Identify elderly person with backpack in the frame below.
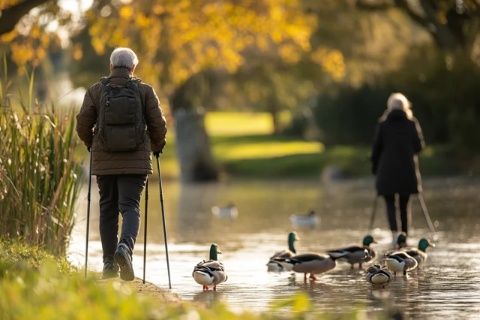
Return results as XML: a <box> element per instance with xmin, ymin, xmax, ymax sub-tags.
<box><xmin>371</xmin><ymin>93</ymin><xmax>425</xmax><ymax>246</ymax></box>
<box><xmin>76</xmin><ymin>47</ymin><xmax>167</xmax><ymax>280</ymax></box>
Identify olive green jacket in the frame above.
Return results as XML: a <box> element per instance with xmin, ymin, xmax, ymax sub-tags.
<box><xmin>76</xmin><ymin>68</ymin><xmax>167</xmax><ymax>175</ymax></box>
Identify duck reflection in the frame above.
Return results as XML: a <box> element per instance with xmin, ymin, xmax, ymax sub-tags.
<box><xmin>192</xmin><ymin>290</ymin><xmax>224</xmax><ymax>307</ymax></box>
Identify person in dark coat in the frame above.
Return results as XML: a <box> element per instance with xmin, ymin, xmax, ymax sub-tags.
<box><xmin>76</xmin><ymin>47</ymin><xmax>167</xmax><ymax>280</ymax></box>
<box><xmin>371</xmin><ymin>93</ymin><xmax>424</xmax><ymax>245</ymax></box>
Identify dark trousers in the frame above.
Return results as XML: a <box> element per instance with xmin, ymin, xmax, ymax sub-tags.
<box><xmin>96</xmin><ymin>174</ymin><xmax>147</xmax><ymax>263</ymax></box>
<box><xmin>383</xmin><ymin>194</ymin><xmax>410</xmax><ymax>234</ymax></box>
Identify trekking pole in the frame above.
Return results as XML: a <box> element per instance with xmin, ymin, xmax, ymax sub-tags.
<box><xmin>418</xmin><ymin>192</ymin><xmax>436</xmax><ymax>234</ymax></box>
<box><xmin>368</xmin><ymin>195</ymin><xmax>378</xmax><ymax>233</ymax></box>
<box><xmin>155</xmin><ymin>154</ymin><xmax>172</xmax><ymax>289</ymax></box>
<box><xmin>143</xmin><ymin>178</ymin><xmax>149</xmax><ymax>284</ymax></box>
<box><xmin>84</xmin><ymin>149</ymin><xmax>93</xmax><ymax>279</ymax></box>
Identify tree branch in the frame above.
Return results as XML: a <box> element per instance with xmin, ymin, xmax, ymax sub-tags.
<box><xmin>0</xmin><ymin>0</ymin><xmax>52</xmax><ymax>35</ymax></box>
<box><xmin>392</xmin><ymin>0</ymin><xmax>430</xmax><ymax>29</ymax></box>
<box><xmin>355</xmin><ymin>0</ymin><xmax>393</xmax><ymax>11</ymax></box>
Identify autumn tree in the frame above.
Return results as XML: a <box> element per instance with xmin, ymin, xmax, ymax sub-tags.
<box><xmin>356</xmin><ymin>0</ymin><xmax>480</xmax><ymax>63</ymax></box>
<box><xmin>80</xmin><ymin>0</ymin><xmax>316</xmax><ymax>181</ymax></box>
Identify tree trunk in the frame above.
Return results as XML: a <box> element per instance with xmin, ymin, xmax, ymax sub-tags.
<box><xmin>174</xmin><ymin>109</ymin><xmax>219</xmax><ymax>182</ymax></box>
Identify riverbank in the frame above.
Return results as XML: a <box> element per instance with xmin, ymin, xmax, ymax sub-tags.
<box><xmin>1</xmin><ymin>240</ymin><xmax>368</xmax><ymax>319</ymax></box>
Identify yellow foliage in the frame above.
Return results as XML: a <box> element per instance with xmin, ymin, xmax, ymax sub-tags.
<box><xmin>312</xmin><ymin>48</ymin><xmax>346</xmax><ymax>82</ymax></box>
<box><xmin>10</xmin><ymin>43</ymin><xmax>34</xmax><ymax>66</ymax></box>
<box><xmin>119</xmin><ymin>6</ymin><xmax>134</xmax><ymax>20</ymax></box>
<box><xmin>0</xmin><ymin>30</ymin><xmax>17</xmax><ymax>42</ymax></box>
<box><xmin>71</xmin><ymin>44</ymin><xmax>83</xmax><ymax>61</ymax></box>
<box><xmin>87</xmin><ymin>0</ymin><xmax>316</xmax><ymax>91</ymax></box>
<box><xmin>0</xmin><ymin>0</ymin><xmax>19</xmax><ymax>10</ymax></box>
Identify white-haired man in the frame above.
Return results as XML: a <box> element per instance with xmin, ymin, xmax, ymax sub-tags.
<box><xmin>76</xmin><ymin>47</ymin><xmax>167</xmax><ymax>280</ymax></box>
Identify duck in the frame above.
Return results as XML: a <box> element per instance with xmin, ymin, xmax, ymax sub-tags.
<box><xmin>385</xmin><ymin>251</ymin><xmax>418</xmax><ymax>276</ymax></box>
<box><xmin>366</xmin><ymin>264</ymin><xmax>393</xmax><ymax>287</ymax></box>
<box><xmin>273</xmin><ymin>252</ymin><xmax>346</xmax><ymax>281</ymax></box>
<box><xmin>211</xmin><ymin>202</ymin><xmax>238</xmax><ymax>219</ymax></box>
<box><xmin>192</xmin><ymin>243</ymin><xmax>228</xmax><ymax>291</ymax></box>
<box><xmin>267</xmin><ymin>232</ymin><xmax>299</xmax><ymax>272</ymax></box>
<box><xmin>289</xmin><ymin>210</ymin><xmax>320</xmax><ymax>228</ymax></box>
<box><xmin>402</xmin><ymin>238</ymin><xmax>435</xmax><ymax>266</ymax></box>
<box><xmin>327</xmin><ymin>235</ymin><xmax>377</xmax><ymax>269</ymax></box>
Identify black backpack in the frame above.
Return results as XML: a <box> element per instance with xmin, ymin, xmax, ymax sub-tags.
<box><xmin>97</xmin><ymin>77</ymin><xmax>146</xmax><ymax>152</ymax></box>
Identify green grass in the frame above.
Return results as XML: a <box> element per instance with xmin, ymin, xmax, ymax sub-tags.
<box><xmin>156</xmin><ymin>111</ymin><xmax>461</xmax><ymax>179</ymax></box>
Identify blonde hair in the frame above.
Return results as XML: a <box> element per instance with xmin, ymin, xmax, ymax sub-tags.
<box><xmin>382</xmin><ymin>92</ymin><xmax>413</xmax><ymax>120</ymax></box>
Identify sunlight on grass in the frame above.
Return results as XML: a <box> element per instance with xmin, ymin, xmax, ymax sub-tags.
<box><xmin>206</xmin><ymin>112</ymin><xmax>273</xmax><ymax>136</ymax></box>
<box><xmin>216</xmin><ymin>141</ymin><xmax>324</xmax><ymax>160</ymax></box>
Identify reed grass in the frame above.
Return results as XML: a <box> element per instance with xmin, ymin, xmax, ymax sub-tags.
<box><xmin>0</xmin><ymin>67</ymin><xmax>81</xmax><ymax>255</ymax></box>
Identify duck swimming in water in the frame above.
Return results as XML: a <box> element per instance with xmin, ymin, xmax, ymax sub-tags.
<box><xmin>289</xmin><ymin>210</ymin><xmax>320</xmax><ymax>228</ymax></box>
<box><xmin>327</xmin><ymin>235</ymin><xmax>377</xmax><ymax>269</ymax></box>
<box><xmin>273</xmin><ymin>252</ymin><xmax>347</xmax><ymax>281</ymax></box>
<box><xmin>385</xmin><ymin>251</ymin><xmax>418</xmax><ymax>276</ymax></box>
<box><xmin>267</xmin><ymin>232</ymin><xmax>299</xmax><ymax>272</ymax></box>
<box><xmin>192</xmin><ymin>244</ymin><xmax>228</xmax><ymax>291</ymax></box>
<box><xmin>402</xmin><ymin>238</ymin><xmax>434</xmax><ymax>266</ymax></box>
<box><xmin>211</xmin><ymin>202</ymin><xmax>238</xmax><ymax>219</ymax></box>
<box><xmin>366</xmin><ymin>264</ymin><xmax>393</xmax><ymax>287</ymax></box>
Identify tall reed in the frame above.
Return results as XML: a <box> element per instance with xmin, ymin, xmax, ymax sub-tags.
<box><xmin>0</xmin><ymin>69</ymin><xmax>81</xmax><ymax>256</ymax></box>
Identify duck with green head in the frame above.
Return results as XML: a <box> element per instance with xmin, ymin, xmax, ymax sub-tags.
<box><xmin>192</xmin><ymin>243</ymin><xmax>228</xmax><ymax>291</ymax></box>
<box><xmin>267</xmin><ymin>232</ymin><xmax>299</xmax><ymax>272</ymax></box>
<box><xmin>402</xmin><ymin>238</ymin><xmax>434</xmax><ymax>265</ymax></box>
<box><xmin>327</xmin><ymin>235</ymin><xmax>377</xmax><ymax>269</ymax></box>
<box><xmin>273</xmin><ymin>251</ymin><xmax>348</xmax><ymax>281</ymax></box>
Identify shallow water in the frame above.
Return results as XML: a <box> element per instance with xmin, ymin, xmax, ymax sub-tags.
<box><xmin>69</xmin><ymin>177</ymin><xmax>480</xmax><ymax>319</ymax></box>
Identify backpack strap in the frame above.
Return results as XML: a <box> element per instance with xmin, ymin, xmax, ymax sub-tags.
<box><xmin>127</xmin><ymin>78</ymin><xmax>147</xmax><ymax>122</ymax></box>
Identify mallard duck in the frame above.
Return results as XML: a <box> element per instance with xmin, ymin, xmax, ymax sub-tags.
<box><xmin>211</xmin><ymin>202</ymin><xmax>238</xmax><ymax>219</ymax></box>
<box><xmin>192</xmin><ymin>244</ymin><xmax>228</xmax><ymax>291</ymax></box>
<box><xmin>366</xmin><ymin>264</ymin><xmax>393</xmax><ymax>287</ymax></box>
<box><xmin>385</xmin><ymin>251</ymin><xmax>418</xmax><ymax>276</ymax></box>
<box><xmin>396</xmin><ymin>232</ymin><xmax>408</xmax><ymax>249</ymax></box>
<box><xmin>267</xmin><ymin>232</ymin><xmax>299</xmax><ymax>272</ymax></box>
<box><xmin>289</xmin><ymin>210</ymin><xmax>320</xmax><ymax>228</ymax></box>
<box><xmin>402</xmin><ymin>238</ymin><xmax>434</xmax><ymax>266</ymax></box>
<box><xmin>273</xmin><ymin>252</ymin><xmax>345</xmax><ymax>281</ymax></box>
<box><xmin>327</xmin><ymin>235</ymin><xmax>377</xmax><ymax>269</ymax></box>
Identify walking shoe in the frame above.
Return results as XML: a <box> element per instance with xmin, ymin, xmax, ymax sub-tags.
<box><xmin>114</xmin><ymin>243</ymin><xmax>134</xmax><ymax>281</ymax></box>
<box><xmin>102</xmin><ymin>260</ymin><xmax>119</xmax><ymax>279</ymax></box>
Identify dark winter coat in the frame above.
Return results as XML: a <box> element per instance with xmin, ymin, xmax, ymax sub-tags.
<box><xmin>76</xmin><ymin>68</ymin><xmax>167</xmax><ymax>175</ymax></box>
<box><xmin>371</xmin><ymin>109</ymin><xmax>424</xmax><ymax>195</ymax></box>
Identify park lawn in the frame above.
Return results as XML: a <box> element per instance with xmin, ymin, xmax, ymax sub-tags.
<box><xmin>205</xmin><ymin>112</ymin><xmax>373</xmax><ymax>178</ymax></box>
<box><xmin>76</xmin><ymin>111</ymin><xmax>462</xmax><ymax>179</ymax></box>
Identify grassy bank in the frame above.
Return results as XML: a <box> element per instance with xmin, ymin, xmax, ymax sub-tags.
<box><xmin>205</xmin><ymin>112</ymin><xmax>465</xmax><ymax>178</ymax></box>
<box><xmin>0</xmin><ymin>241</ymin><xmax>371</xmax><ymax>320</ymax></box>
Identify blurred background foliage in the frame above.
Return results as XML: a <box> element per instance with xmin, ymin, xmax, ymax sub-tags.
<box><xmin>1</xmin><ymin>0</ymin><xmax>480</xmax><ymax>166</ymax></box>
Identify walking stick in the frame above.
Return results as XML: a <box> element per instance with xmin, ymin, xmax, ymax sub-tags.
<box><xmin>84</xmin><ymin>150</ymin><xmax>93</xmax><ymax>279</ymax></box>
<box><xmin>418</xmin><ymin>192</ymin><xmax>436</xmax><ymax>234</ymax></box>
<box><xmin>143</xmin><ymin>178</ymin><xmax>149</xmax><ymax>284</ymax></box>
<box><xmin>155</xmin><ymin>154</ymin><xmax>172</xmax><ymax>289</ymax></box>
<box><xmin>368</xmin><ymin>195</ymin><xmax>378</xmax><ymax>233</ymax></box>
